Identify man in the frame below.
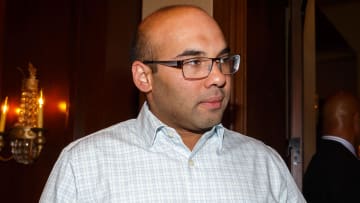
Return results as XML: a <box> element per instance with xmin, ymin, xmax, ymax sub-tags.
<box><xmin>303</xmin><ymin>91</ymin><xmax>360</xmax><ymax>202</ymax></box>
<box><xmin>40</xmin><ymin>5</ymin><xmax>305</xmax><ymax>202</ymax></box>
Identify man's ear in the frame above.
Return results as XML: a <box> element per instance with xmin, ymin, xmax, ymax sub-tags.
<box><xmin>132</xmin><ymin>61</ymin><xmax>152</xmax><ymax>93</ymax></box>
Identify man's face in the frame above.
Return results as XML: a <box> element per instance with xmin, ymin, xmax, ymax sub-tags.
<box><xmin>145</xmin><ymin>9</ymin><xmax>232</xmax><ymax>134</ymax></box>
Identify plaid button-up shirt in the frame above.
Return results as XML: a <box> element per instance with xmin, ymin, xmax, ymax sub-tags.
<box><xmin>40</xmin><ymin>103</ymin><xmax>305</xmax><ymax>203</ymax></box>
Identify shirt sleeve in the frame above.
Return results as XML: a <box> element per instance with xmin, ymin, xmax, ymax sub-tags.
<box><xmin>268</xmin><ymin>146</ymin><xmax>306</xmax><ymax>203</ymax></box>
<box><xmin>39</xmin><ymin>148</ymin><xmax>77</xmax><ymax>203</ymax></box>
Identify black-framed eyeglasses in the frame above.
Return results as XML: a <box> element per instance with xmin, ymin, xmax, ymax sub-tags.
<box><xmin>142</xmin><ymin>54</ymin><xmax>240</xmax><ymax>80</ymax></box>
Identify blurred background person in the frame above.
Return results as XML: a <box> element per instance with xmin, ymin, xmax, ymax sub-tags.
<box><xmin>303</xmin><ymin>90</ymin><xmax>360</xmax><ymax>202</ymax></box>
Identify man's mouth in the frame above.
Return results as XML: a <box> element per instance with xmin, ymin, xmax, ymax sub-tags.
<box><xmin>200</xmin><ymin>96</ymin><xmax>224</xmax><ymax>109</ymax></box>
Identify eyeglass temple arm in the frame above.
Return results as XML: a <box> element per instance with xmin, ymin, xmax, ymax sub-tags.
<box><xmin>142</xmin><ymin>60</ymin><xmax>183</xmax><ymax>69</ymax></box>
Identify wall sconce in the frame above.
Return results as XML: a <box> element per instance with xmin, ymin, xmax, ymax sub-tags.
<box><xmin>0</xmin><ymin>63</ymin><xmax>45</xmax><ymax>164</ymax></box>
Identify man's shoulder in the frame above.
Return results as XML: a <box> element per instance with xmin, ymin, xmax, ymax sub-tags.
<box><xmin>223</xmin><ymin>128</ymin><xmax>279</xmax><ymax>156</ymax></box>
<box><xmin>63</xmin><ymin>118</ymin><xmax>139</xmax><ymax>155</ymax></box>
<box><xmin>223</xmin><ymin>128</ymin><xmax>266</xmax><ymax>147</ymax></box>
<box><xmin>222</xmin><ymin>129</ymin><xmax>292</xmax><ymax>178</ymax></box>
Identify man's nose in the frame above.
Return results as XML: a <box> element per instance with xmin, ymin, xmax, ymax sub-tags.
<box><xmin>204</xmin><ymin>62</ymin><xmax>226</xmax><ymax>87</ymax></box>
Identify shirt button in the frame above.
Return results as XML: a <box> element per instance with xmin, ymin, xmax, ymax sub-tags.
<box><xmin>188</xmin><ymin>159</ymin><xmax>195</xmax><ymax>167</ymax></box>
<box><xmin>168</xmin><ymin>132</ymin><xmax>175</xmax><ymax>138</ymax></box>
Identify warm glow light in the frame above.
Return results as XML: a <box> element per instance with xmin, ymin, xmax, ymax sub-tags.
<box><xmin>15</xmin><ymin>107</ymin><xmax>21</xmax><ymax>115</ymax></box>
<box><xmin>37</xmin><ymin>90</ymin><xmax>44</xmax><ymax>128</ymax></box>
<box><xmin>58</xmin><ymin>101</ymin><xmax>67</xmax><ymax>113</ymax></box>
<box><xmin>0</xmin><ymin>97</ymin><xmax>8</xmax><ymax>132</ymax></box>
<box><xmin>1</xmin><ymin>101</ymin><xmax>8</xmax><ymax>113</ymax></box>
<box><xmin>38</xmin><ymin>91</ymin><xmax>44</xmax><ymax>107</ymax></box>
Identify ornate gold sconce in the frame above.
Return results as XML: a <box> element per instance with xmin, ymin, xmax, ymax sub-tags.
<box><xmin>0</xmin><ymin>63</ymin><xmax>45</xmax><ymax>164</ymax></box>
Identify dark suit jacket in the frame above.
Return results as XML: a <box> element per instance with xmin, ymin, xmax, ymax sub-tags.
<box><xmin>303</xmin><ymin>139</ymin><xmax>360</xmax><ymax>203</ymax></box>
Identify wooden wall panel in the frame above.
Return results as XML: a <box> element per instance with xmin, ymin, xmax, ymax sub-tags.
<box><xmin>214</xmin><ymin>0</ymin><xmax>247</xmax><ymax>133</ymax></box>
<box><xmin>0</xmin><ymin>0</ymin><xmax>4</xmax><ymax>89</ymax></box>
<box><xmin>246</xmin><ymin>1</ymin><xmax>288</xmax><ymax>158</ymax></box>
<box><xmin>215</xmin><ymin>0</ymin><xmax>288</xmax><ymax>159</ymax></box>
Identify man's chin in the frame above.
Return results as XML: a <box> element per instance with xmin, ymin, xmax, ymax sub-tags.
<box><xmin>199</xmin><ymin>117</ymin><xmax>222</xmax><ymax>129</ymax></box>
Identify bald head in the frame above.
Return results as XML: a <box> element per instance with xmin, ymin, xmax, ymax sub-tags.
<box><xmin>131</xmin><ymin>5</ymin><xmax>225</xmax><ymax>62</ymax></box>
<box><xmin>322</xmin><ymin>91</ymin><xmax>360</xmax><ymax>145</ymax></box>
<box><xmin>140</xmin><ymin>5</ymin><xmax>211</xmax><ymax>31</ymax></box>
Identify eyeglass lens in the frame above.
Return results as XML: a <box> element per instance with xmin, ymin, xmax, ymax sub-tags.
<box><xmin>182</xmin><ymin>55</ymin><xmax>239</xmax><ymax>79</ymax></box>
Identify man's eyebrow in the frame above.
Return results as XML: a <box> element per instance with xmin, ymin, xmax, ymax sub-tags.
<box><xmin>176</xmin><ymin>50</ymin><xmax>205</xmax><ymax>57</ymax></box>
<box><xmin>176</xmin><ymin>47</ymin><xmax>231</xmax><ymax>58</ymax></box>
<box><xmin>219</xmin><ymin>47</ymin><xmax>231</xmax><ymax>55</ymax></box>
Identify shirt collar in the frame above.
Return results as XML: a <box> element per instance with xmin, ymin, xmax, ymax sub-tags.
<box><xmin>136</xmin><ymin>102</ymin><xmax>225</xmax><ymax>149</ymax></box>
<box><xmin>322</xmin><ymin>135</ymin><xmax>357</xmax><ymax>157</ymax></box>
<box><xmin>137</xmin><ymin>102</ymin><xmax>165</xmax><ymax>147</ymax></box>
